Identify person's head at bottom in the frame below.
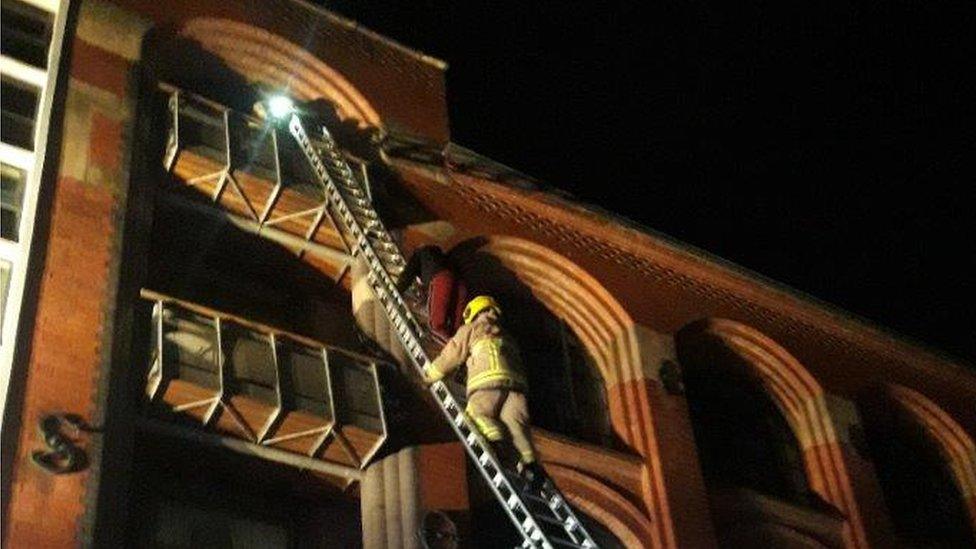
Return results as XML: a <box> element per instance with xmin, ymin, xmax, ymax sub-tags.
<box><xmin>420</xmin><ymin>511</ymin><xmax>459</xmax><ymax>549</ymax></box>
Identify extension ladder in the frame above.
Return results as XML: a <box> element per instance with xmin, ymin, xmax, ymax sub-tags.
<box><xmin>286</xmin><ymin>113</ymin><xmax>599</xmax><ymax>549</ymax></box>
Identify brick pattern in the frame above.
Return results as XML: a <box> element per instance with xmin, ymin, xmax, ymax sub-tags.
<box><xmin>393</xmin><ymin>163</ymin><xmax>976</xmax><ymax>427</ymax></box>
<box><xmin>619</xmin><ymin>377</ymin><xmax>717</xmax><ymax>548</ymax></box>
<box><xmin>120</xmin><ymin>0</ymin><xmax>449</xmax><ymax>139</ymax></box>
<box><xmin>545</xmin><ymin>463</ymin><xmax>655</xmax><ymax>548</ymax></box>
<box><xmin>5</xmin><ymin>178</ymin><xmax>116</xmax><ymax>547</ymax></box>
<box><xmin>4</xmin><ymin>25</ymin><xmax>134</xmax><ymax>548</ymax></box>
<box><xmin>4</xmin><ymin>2</ymin><xmax>972</xmax><ymax>548</ymax></box>
<box><xmin>70</xmin><ymin>39</ymin><xmax>130</xmax><ymax>98</ymax></box>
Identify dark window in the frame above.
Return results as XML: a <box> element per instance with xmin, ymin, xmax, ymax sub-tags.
<box><xmin>454</xmin><ymin>250</ymin><xmax>616</xmax><ymax>448</ymax></box>
<box><xmin>277</xmin><ymin>340</ymin><xmax>332</xmax><ymax>418</ymax></box>
<box><xmin>508</xmin><ymin>295</ymin><xmax>613</xmax><ymax>447</ymax></box>
<box><xmin>129</xmin><ymin>434</ymin><xmax>363</xmax><ymax>548</ymax></box>
<box><xmin>222</xmin><ymin>322</ymin><xmax>278</xmax><ymax>404</ymax></box>
<box><xmin>863</xmin><ymin>401</ymin><xmax>976</xmax><ymax>548</ymax></box>
<box><xmin>160</xmin><ymin>307</ymin><xmax>221</xmax><ymax>391</ymax></box>
<box><xmin>330</xmin><ymin>352</ymin><xmax>382</xmax><ymax>432</ymax></box>
<box><xmin>1</xmin><ymin>0</ymin><xmax>53</xmax><ymax>69</ymax></box>
<box><xmin>1</xmin><ymin>77</ymin><xmax>39</xmax><ymax>150</ymax></box>
<box><xmin>550</xmin><ymin>321</ymin><xmax>612</xmax><ymax>446</ymax></box>
<box><xmin>679</xmin><ymin>338</ymin><xmax>811</xmax><ymax>504</ymax></box>
<box><xmin>1</xmin><ymin>163</ymin><xmax>26</xmax><ymax>241</ymax></box>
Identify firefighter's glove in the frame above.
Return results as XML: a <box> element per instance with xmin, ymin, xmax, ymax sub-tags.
<box><xmin>422</xmin><ymin>362</ymin><xmax>445</xmax><ymax>385</ymax></box>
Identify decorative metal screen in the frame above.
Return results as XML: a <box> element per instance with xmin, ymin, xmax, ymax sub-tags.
<box><xmin>144</xmin><ymin>289</ymin><xmax>386</xmax><ymax>470</ymax></box>
<box><xmin>159</xmin><ymin>82</ymin><xmax>369</xmax><ymax>257</ymax></box>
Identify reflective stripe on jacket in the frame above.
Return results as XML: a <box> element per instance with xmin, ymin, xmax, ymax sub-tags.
<box><xmin>428</xmin><ymin>310</ymin><xmax>527</xmax><ymax>395</ymax></box>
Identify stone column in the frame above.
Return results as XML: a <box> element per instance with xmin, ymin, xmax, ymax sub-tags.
<box><xmin>822</xmin><ymin>394</ymin><xmax>898</xmax><ymax>547</ymax></box>
<box><xmin>351</xmin><ymin>258</ymin><xmax>408</xmax><ymax>367</ymax></box>
<box><xmin>603</xmin><ymin>324</ymin><xmax>718</xmax><ymax>548</ymax></box>
<box><xmin>362</xmin><ymin>447</ymin><xmax>422</xmax><ymax>549</ymax></box>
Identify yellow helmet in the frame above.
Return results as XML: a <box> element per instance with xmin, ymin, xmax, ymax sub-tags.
<box><xmin>463</xmin><ymin>295</ymin><xmax>501</xmax><ymax>324</ymax></box>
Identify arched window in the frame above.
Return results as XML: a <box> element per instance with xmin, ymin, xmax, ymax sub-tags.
<box><xmin>677</xmin><ymin>330</ymin><xmax>810</xmax><ymax>503</ymax></box>
<box><xmin>861</xmin><ymin>390</ymin><xmax>976</xmax><ymax>547</ymax></box>
<box><xmin>675</xmin><ymin>320</ymin><xmax>862</xmax><ymax>547</ymax></box>
<box><xmin>453</xmin><ymin>242</ymin><xmax>614</xmax><ymax>447</ymax></box>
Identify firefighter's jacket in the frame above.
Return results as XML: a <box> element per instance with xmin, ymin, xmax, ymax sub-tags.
<box><xmin>427</xmin><ymin>310</ymin><xmax>528</xmax><ymax>395</ymax></box>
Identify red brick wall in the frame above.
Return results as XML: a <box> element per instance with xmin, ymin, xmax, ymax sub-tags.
<box><xmin>418</xmin><ymin>442</ymin><xmax>468</xmax><ymax>511</ymax></box>
<box><xmin>5</xmin><ymin>178</ymin><xmax>116</xmax><ymax>546</ymax></box>
<box><xmin>3</xmin><ymin>3</ymin><xmax>146</xmax><ymax>543</ymax></box>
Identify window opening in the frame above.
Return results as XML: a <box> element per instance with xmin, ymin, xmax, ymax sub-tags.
<box><xmin>1</xmin><ymin>162</ymin><xmax>26</xmax><ymax>241</ymax></box>
<box><xmin>0</xmin><ymin>76</ymin><xmax>39</xmax><ymax>150</ymax></box>
<box><xmin>0</xmin><ymin>0</ymin><xmax>53</xmax><ymax>69</ymax></box>
<box><xmin>863</xmin><ymin>403</ymin><xmax>976</xmax><ymax>547</ymax></box>
<box><xmin>680</xmin><ymin>341</ymin><xmax>811</xmax><ymax>504</ymax></box>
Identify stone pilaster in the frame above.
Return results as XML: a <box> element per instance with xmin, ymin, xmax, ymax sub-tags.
<box><xmin>602</xmin><ymin>324</ymin><xmax>717</xmax><ymax>548</ymax></box>
<box><xmin>362</xmin><ymin>446</ymin><xmax>422</xmax><ymax>549</ymax></box>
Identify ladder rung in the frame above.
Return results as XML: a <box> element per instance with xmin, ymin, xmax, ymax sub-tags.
<box><xmin>523</xmin><ymin>492</ymin><xmax>552</xmax><ymax>506</ymax></box>
<box><xmin>492</xmin><ymin>472</ymin><xmax>507</xmax><ymax>487</ymax></box>
<box><xmin>371</xmin><ymin>241</ymin><xmax>398</xmax><ymax>254</ymax></box>
<box><xmin>368</xmin><ymin>231</ymin><xmax>393</xmax><ymax>243</ymax></box>
<box><xmin>507</xmin><ymin>493</ymin><xmax>521</xmax><ymax>509</ymax></box>
<box><xmin>288</xmin><ymin>113</ymin><xmax>599</xmax><ymax>549</ymax></box>
<box><xmin>549</xmin><ymin>536</ymin><xmax>586</xmax><ymax>549</ymax></box>
<box><xmin>535</xmin><ymin>514</ymin><xmax>567</xmax><ymax>528</ymax></box>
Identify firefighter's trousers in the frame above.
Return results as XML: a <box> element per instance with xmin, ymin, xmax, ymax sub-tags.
<box><xmin>466</xmin><ymin>389</ymin><xmax>536</xmax><ymax>464</ymax></box>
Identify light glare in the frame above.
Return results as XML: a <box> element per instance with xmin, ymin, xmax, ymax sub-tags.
<box><xmin>267</xmin><ymin>95</ymin><xmax>295</xmax><ymax>119</ymax></box>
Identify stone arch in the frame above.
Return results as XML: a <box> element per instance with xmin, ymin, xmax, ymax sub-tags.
<box><xmin>451</xmin><ymin>236</ymin><xmax>670</xmax><ymax>546</ymax></box>
<box><xmin>884</xmin><ymin>384</ymin><xmax>976</xmax><ymax>529</ymax></box>
<box><xmin>450</xmin><ymin>236</ymin><xmax>640</xmax><ymax>416</ymax></box>
<box><xmin>451</xmin><ymin>236</ymin><xmax>638</xmax><ymax>385</ymax></box>
<box><xmin>676</xmin><ymin>318</ymin><xmax>869</xmax><ymax>548</ymax></box>
<box><xmin>546</xmin><ymin>464</ymin><xmax>655</xmax><ymax>548</ymax></box>
<box><xmin>176</xmin><ymin>18</ymin><xmax>380</xmax><ymax>127</ymax></box>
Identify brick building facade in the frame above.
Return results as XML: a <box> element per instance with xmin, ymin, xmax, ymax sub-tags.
<box><xmin>1</xmin><ymin>0</ymin><xmax>974</xmax><ymax>547</ymax></box>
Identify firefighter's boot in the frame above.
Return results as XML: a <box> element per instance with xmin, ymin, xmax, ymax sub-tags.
<box><xmin>518</xmin><ymin>461</ymin><xmax>546</xmax><ymax>492</ymax></box>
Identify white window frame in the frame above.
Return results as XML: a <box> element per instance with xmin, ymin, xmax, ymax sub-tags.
<box><xmin>0</xmin><ymin>0</ymin><xmax>70</xmax><ymax>433</ymax></box>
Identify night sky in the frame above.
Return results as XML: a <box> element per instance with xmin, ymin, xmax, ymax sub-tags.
<box><xmin>328</xmin><ymin>2</ymin><xmax>976</xmax><ymax>364</ymax></box>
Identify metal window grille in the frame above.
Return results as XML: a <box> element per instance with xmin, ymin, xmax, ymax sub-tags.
<box><xmin>160</xmin><ymin>83</ymin><xmax>370</xmax><ymax>260</ymax></box>
<box><xmin>143</xmin><ymin>290</ymin><xmax>387</xmax><ymax>470</ymax></box>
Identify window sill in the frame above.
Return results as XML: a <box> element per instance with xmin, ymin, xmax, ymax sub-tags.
<box><xmin>709</xmin><ymin>486</ymin><xmax>846</xmax><ymax>548</ymax></box>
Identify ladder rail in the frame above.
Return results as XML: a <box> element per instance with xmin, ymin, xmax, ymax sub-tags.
<box><xmin>286</xmin><ymin>113</ymin><xmax>598</xmax><ymax>549</ymax></box>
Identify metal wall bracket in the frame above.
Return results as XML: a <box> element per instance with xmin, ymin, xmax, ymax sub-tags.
<box><xmin>30</xmin><ymin>413</ymin><xmax>95</xmax><ymax>475</ymax></box>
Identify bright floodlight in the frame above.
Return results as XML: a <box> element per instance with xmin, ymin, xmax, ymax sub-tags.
<box><xmin>267</xmin><ymin>95</ymin><xmax>295</xmax><ymax>119</ymax></box>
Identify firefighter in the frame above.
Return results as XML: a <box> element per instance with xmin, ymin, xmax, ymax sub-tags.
<box><xmin>396</xmin><ymin>245</ymin><xmax>468</xmax><ymax>341</ymax></box>
<box><xmin>422</xmin><ymin>295</ymin><xmax>546</xmax><ymax>489</ymax></box>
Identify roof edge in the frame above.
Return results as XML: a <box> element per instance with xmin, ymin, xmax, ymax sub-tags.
<box><xmin>385</xmin><ymin>145</ymin><xmax>975</xmax><ymax>375</ymax></box>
